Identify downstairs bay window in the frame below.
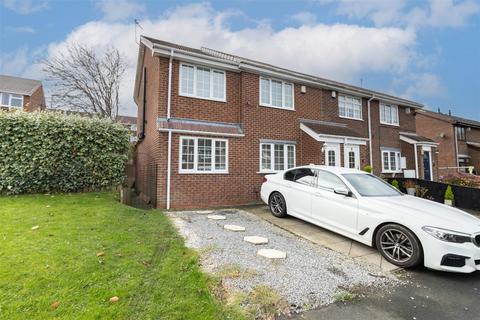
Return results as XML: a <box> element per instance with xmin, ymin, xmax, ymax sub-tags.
<box><xmin>381</xmin><ymin>149</ymin><xmax>401</xmax><ymax>173</ymax></box>
<box><xmin>260</xmin><ymin>142</ymin><xmax>295</xmax><ymax>172</ymax></box>
<box><xmin>179</xmin><ymin>137</ymin><xmax>228</xmax><ymax>173</ymax></box>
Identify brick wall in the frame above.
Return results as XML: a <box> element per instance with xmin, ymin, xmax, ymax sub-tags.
<box><xmin>23</xmin><ymin>86</ymin><xmax>46</xmax><ymax>111</ymax></box>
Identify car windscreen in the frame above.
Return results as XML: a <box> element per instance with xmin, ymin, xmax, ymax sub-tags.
<box><xmin>342</xmin><ymin>174</ymin><xmax>402</xmax><ymax>197</ymax></box>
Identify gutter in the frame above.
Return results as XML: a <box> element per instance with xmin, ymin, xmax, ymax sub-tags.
<box><xmin>367</xmin><ymin>96</ymin><xmax>375</xmax><ymax>168</ymax></box>
<box><xmin>414</xmin><ymin>143</ymin><xmax>419</xmax><ymax>178</ymax></box>
<box><xmin>166</xmin><ymin>49</ymin><xmax>174</xmax><ymax>210</ymax></box>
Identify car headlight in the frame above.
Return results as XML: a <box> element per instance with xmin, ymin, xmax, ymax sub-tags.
<box><xmin>422</xmin><ymin>226</ymin><xmax>472</xmax><ymax>243</ymax></box>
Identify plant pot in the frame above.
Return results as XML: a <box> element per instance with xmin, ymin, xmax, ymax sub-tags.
<box><xmin>406</xmin><ymin>188</ymin><xmax>416</xmax><ymax>196</ymax></box>
<box><xmin>444</xmin><ymin>199</ymin><xmax>453</xmax><ymax>206</ymax></box>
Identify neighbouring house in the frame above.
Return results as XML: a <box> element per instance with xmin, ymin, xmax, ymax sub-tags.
<box><xmin>133</xmin><ymin>36</ymin><xmax>438</xmax><ymax>209</ymax></box>
<box><xmin>416</xmin><ymin>109</ymin><xmax>480</xmax><ymax>175</ymax></box>
<box><xmin>0</xmin><ymin>75</ymin><xmax>46</xmax><ymax>111</ymax></box>
<box><xmin>116</xmin><ymin>115</ymin><xmax>138</xmax><ymax>142</ymax></box>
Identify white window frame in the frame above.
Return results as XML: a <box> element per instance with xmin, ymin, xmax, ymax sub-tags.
<box><xmin>259</xmin><ymin>142</ymin><xmax>296</xmax><ymax>173</ymax></box>
<box><xmin>179</xmin><ymin>63</ymin><xmax>226</xmax><ymax>102</ymax></box>
<box><xmin>338</xmin><ymin>94</ymin><xmax>363</xmax><ymax>120</ymax></box>
<box><xmin>380</xmin><ymin>102</ymin><xmax>399</xmax><ymax>126</ymax></box>
<box><xmin>381</xmin><ymin>150</ymin><xmax>402</xmax><ymax>173</ymax></box>
<box><xmin>259</xmin><ymin>77</ymin><xmax>295</xmax><ymax>110</ymax></box>
<box><xmin>179</xmin><ymin>136</ymin><xmax>228</xmax><ymax>174</ymax></box>
<box><xmin>0</xmin><ymin>92</ymin><xmax>23</xmax><ymax>108</ymax></box>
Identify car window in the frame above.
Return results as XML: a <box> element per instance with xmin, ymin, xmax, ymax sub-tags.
<box><xmin>284</xmin><ymin>168</ymin><xmax>315</xmax><ymax>186</ymax></box>
<box><xmin>315</xmin><ymin>170</ymin><xmax>346</xmax><ymax>190</ymax></box>
<box><xmin>342</xmin><ymin>173</ymin><xmax>402</xmax><ymax>197</ymax></box>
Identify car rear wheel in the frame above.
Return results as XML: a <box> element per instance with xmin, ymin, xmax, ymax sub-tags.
<box><xmin>268</xmin><ymin>192</ymin><xmax>287</xmax><ymax>218</ymax></box>
<box><xmin>375</xmin><ymin>224</ymin><xmax>422</xmax><ymax>268</ymax></box>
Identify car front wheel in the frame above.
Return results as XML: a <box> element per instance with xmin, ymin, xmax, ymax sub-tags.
<box><xmin>268</xmin><ymin>192</ymin><xmax>288</xmax><ymax>218</ymax></box>
<box><xmin>375</xmin><ymin>224</ymin><xmax>423</xmax><ymax>268</ymax></box>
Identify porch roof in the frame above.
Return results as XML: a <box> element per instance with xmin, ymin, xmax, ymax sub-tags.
<box><xmin>399</xmin><ymin>132</ymin><xmax>438</xmax><ymax>146</ymax></box>
<box><xmin>157</xmin><ymin>117</ymin><xmax>244</xmax><ymax>137</ymax></box>
<box><xmin>467</xmin><ymin>141</ymin><xmax>480</xmax><ymax>149</ymax></box>
<box><xmin>300</xmin><ymin>119</ymin><xmax>368</xmax><ymax>145</ymax></box>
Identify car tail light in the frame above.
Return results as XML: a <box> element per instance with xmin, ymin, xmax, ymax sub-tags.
<box><xmin>261</xmin><ymin>176</ymin><xmax>267</xmax><ymax>183</ymax></box>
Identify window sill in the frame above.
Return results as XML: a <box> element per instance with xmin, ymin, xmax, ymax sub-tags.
<box><xmin>380</xmin><ymin>122</ymin><xmax>400</xmax><ymax>127</ymax></box>
<box><xmin>259</xmin><ymin>104</ymin><xmax>295</xmax><ymax>111</ymax></box>
<box><xmin>179</xmin><ymin>171</ymin><xmax>229</xmax><ymax>175</ymax></box>
<box><xmin>339</xmin><ymin>115</ymin><xmax>363</xmax><ymax>121</ymax></box>
<box><xmin>178</xmin><ymin>93</ymin><xmax>226</xmax><ymax>103</ymax></box>
<box><xmin>381</xmin><ymin>171</ymin><xmax>402</xmax><ymax>174</ymax></box>
<box><xmin>257</xmin><ymin>170</ymin><xmax>282</xmax><ymax>174</ymax></box>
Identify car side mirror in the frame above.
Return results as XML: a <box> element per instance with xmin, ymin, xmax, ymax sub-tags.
<box><xmin>334</xmin><ymin>187</ymin><xmax>351</xmax><ymax>197</ymax></box>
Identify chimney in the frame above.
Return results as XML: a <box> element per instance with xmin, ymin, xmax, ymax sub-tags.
<box><xmin>437</xmin><ymin>108</ymin><xmax>440</xmax><ymax>113</ymax></box>
<box><xmin>448</xmin><ymin>110</ymin><xmax>451</xmax><ymax>116</ymax></box>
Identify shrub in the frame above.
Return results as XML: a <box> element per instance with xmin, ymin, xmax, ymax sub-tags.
<box><xmin>403</xmin><ymin>180</ymin><xmax>416</xmax><ymax>189</ymax></box>
<box><xmin>439</xmin><ymin>172</ymin><xmax>480</xmax><ymax>188</ymax></box>
<box><xmin>0</xmin><ymin>111</ymin><xmax>129</xmax><ymax>194</ymax></box>
<box><xmin>362</xmin><ymin>165</ymin><xmax>372</xmax><ymax>173</ymax></box>
<box><xmin>391</xmin><ymin>179</ymin><xmax>400</xmax><ymax>190</ymax></box>
<box><xmin>444</xmin><ymin>185</ymin><xmax>454</xmax><ymax>201</ymax></box>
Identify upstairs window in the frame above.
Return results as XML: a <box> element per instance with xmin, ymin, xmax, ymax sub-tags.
<box><xmin>179</xmin><ymin>63</ymin><xmax>225</xmax><ymax>101</ymax></box>
<box><xmin>0</xmin><ymin>92</ymin><xmax>23</xmax><ymax>108</ymax></box>
<box><xmin>380</xmin><ymin>103</ymin><xmax>399</xmax><ymax>125</ymax></box>
<box><xmin>260</xmin><ymin>77</ymin><xmax>294</xmax><ymax>110</ymax></box>
<box><xmin>456</xmin><ymin>127</ymin><xmax>466</xmax><ymax>141</ymax></box>
<box><xmin>260</xmin><ymin>142</ymin><xmax>295</xmax><ymax>172</ymax></box>
<box><xmin>339</xmin><ymin>95</ymin><xmax>362</xmax><ymax>120</ymax></box>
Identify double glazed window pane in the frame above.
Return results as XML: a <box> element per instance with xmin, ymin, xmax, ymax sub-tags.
<box><xmin>197</xmin><ymin>139</ymin><xmax>212</xmax><ymax>171</ymax></box>
<box><xmin>215</xmin><ymin>140</ymin><xmax>226</xmax><ymax>170</ymax></box>
<box><xmin>261</xmin><ymin>144</ymin><xmax>272</xmax><ymax>170</ymax></box>
<box><xmin>180</xmin><ymin>65</ymin><xmax>194</xmax><ymax>95</ymax></box>
<box><xmin>260</xmin><ymin>78</ymin><xmax>270</xmax><ymax>105</ymax></box>
<box><xmin>10</xmin><ymin>95</ymin><xmax>22</xmax><ymax>107</ymax></box>
<box><xmin>287</xmin><ymin>145</ymin><xmax>295</xmax><ymax>169</ymax></box>
<box><xmin>284</xmin><ymin>83</ymin><xmax>293</xmax><ymax>108</ymax></box>
<box><xmin>212</xmin><ymin>71</ymin><xmax>225</xmax><ymax>100</ymax></box>
<box><xmin>339</xmin><ymin>95</ymin><xmax>361</xmax><ymax>119</ymax></box>
<box><xmin>274</xmin><ymin>144</ymin><xmax>284</xmax><ymax>170</ymax></box>
<box><xmin>261</xmin><ymin>143</ymin><xmax>295</xmax><ymax>171</ymax></box>
<box><xmin>181</xmin><ymin>139</ymin><xmax>195</xmax><ymax>170</ymax></box>
<box><xmin>271</xmin><ymin>80</ymin><xmax>283</xmax><ymax>107</ymax></box>
<box><xmin>196</xmin><ymin>67</ymin><xmax>211</xmax><ymax>98</ymax></box>
<box><xmin>1</xmin><ymin>93</ymin><xmax>9</xmax><ymax>106</ymax></box>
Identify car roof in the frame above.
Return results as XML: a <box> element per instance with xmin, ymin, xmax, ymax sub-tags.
<box><xmin>292</xmin><ymin>165</ymin><xmax>368</xmax><ymax>175</ymax></box>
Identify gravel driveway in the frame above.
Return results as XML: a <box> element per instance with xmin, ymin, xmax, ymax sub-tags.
<box><xmin>167</xmin><ymin>208</ymin><xmax>395</xmax><ymax>312</ymax></box>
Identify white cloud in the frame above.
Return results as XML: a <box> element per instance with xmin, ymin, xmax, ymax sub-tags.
<box><xmin>2</xmin><ymin>0</ymin><xmax>48</xmax><ymax>14</ymax></box>
<box><xmin>330</xmin><ymin>0</ymin><xmax>480</xmax><ymax>28</ymax></box>
<box><xmin>17</xmin><ymin>3</ymin><xmax>420</xmax><ymax>115</ymax></box>
<box><xmin>292</xmin><ymin>11</ymin><xmax>317</xmax><ymax>25</ymax></box>
<box><xmin>0</xmin><ymin>47</ymin><xmax>29</xmax><ymax>75</ymax></box>
<box><xmin>96</xmin><ymin>0</ymin><xmax>144</xmax><ymax>21</ymax></box>
<box><xmin>396</xmin><ymin>73</ymin><xmax>445</xmax><ymax>99</ymax></box>
<box><xmin>7</xmin><ymin>26</ymin><xmax>35</xmax><ymax>33</ymax></box>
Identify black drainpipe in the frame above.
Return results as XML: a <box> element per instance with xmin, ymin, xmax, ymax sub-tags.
<box><xmin>139</xmin><ymin>67</ymin><xmax>147</xmax><ymax>140</ymax></box>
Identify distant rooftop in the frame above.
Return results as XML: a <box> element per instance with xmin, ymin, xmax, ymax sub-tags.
<box><xmin>0</xmin><ymin>75</ymin><xmax>42</xmax><ymax>96</ymax></box>
<box><xmin>419</xmin><ymin>109</ymin><xmax>480</xmax><ymax>128</ymax></box>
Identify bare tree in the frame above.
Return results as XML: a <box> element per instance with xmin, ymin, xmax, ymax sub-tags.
<box><xmin>43</xmin><ymin>44</ymin><xmax>126</xmax><ymax>119</ymax></box>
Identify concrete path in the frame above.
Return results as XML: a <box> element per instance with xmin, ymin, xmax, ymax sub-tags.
<box><xmin>245</xmin><ymin>205</ymin><xmax>398</xmax><ymax>272</ymax></box>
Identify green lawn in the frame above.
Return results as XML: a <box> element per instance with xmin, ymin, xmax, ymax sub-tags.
<box><xmin>0</xmin><ymin>192</ymin><xmax>238</xmax><ymax>319</ymax></box>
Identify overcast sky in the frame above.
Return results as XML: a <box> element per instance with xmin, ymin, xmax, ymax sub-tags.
<box><xmin>1</xmin><ymin>0</ymin><xmax>479</xmax><ymax>119</ymax></box>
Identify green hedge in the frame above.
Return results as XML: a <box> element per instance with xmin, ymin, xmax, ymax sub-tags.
<box><xmin>0</xmin><ymin>111</ymin><xmax>130</xmax><ymax>194</ymax></box>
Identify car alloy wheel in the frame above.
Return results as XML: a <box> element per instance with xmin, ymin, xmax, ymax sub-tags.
<box><xmin>376</xmin><ymin>224</ymin><xmax>422</xmax><ymax>268</ymax></box>
<box><xmin>269</xmin><ymin>192</ymin><xmax>287</xmax><ymax>218</ymax></box>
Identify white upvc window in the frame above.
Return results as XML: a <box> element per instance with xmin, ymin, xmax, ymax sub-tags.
<box><xmin>338</xmin><ymin>94</ymin><xmax>362</xmax><ymax>120</ymax></box>
<box><xmin>179</xmin><ymin>63</ymin><xmax>226</xmax><ymax>101</ymax></box>
<box><xmin>0</xmin><ymin>92</ymin><xmax>23</xmax><ymax>108</ymax></box>
<box><xmin>260</xmin><ymin>142</ymin><xmax>295</xmax><ymax>172</ymax></box>
<box><xmin>381</xmin><ymin>150</ymin><xmax>401</xmax><ymax>173</ymax></box>
<box><xmin>259</xmin><ymin>77</ymin><xmax>294</xmax><ymax>110</ymax></box>
<box><xmin>179</xmin><ymin>137</ymin><xmax>228</xmax><ymax>174</ymax></box>
<box><xmin>380</xmin><ymin>103</ymin><xmax>399</xmax><ymax>125</ymax></box>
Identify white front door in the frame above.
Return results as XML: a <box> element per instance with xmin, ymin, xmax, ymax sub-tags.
<box><xmin>344</xmin><ymin>145</ymin><xmax>360</xmax><ymax>169</ymax></box>
<box><xmin>324</xmin><ymin>143</ymin><xmax>341</xmax><ymax>166</ymax></box>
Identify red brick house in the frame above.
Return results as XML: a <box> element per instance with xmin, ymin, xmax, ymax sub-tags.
<box><xmin>416</xmin><ymin>109</ymin><xmax>480</xmax><ymax>175</ymax></box>
<box><xmin>133</xmin><ymin>36</ymin><xmax>437</xmax><ymax>209</ymax></box>
<box><xmin>0</xmin><ymin>75</ymin><xmax>46</xmax><ymax>111</ymax></box>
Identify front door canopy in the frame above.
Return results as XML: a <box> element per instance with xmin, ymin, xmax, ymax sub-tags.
<box><xmin>300</xmin><ymin>121</ymin><xmax>368</xmax><ymax>146</ymax></box>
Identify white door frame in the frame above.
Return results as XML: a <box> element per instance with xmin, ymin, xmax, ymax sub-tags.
<box><xmin>324</xmin><ymin>143</ymin><xmax>341</xmax><ymax>166</ymax></box>
<box><xmin>344</xmin><ymin>144</ymin><xmax>360</xmax><ymax>169</ymax></box>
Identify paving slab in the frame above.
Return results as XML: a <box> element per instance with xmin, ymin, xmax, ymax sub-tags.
<box><xmin>257</xmin><ymin>248</ymin><xmax>287</xmax><ymax>259</ymax></box>
<box><xmin>224</xmin><ymin>224</ymin><xmax>245</xmax><ymax>232</ymax></box>
<box><xmin>207</xmin><ymin>214</ymin><xmax>226</xmax><ymax>220</ymax></box>
<box><xmin>243</xmin><ymin>236</ymin><xmax>269</xmax><ymax>244</ymax></box>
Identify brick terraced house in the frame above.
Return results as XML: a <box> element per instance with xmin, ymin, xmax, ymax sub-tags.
<box><xmin>133</xmin><ymin>36</ymin><xmax>437</xmax><ymax>209</ymax></box>
<box><xmin>0</xmin><ymin>75</ymin><xmax>46</xmax><ymax>111</ymax></box>
<box><xmin>416</xmin><ymin>109</ymin><xmax>480</xmax><ymax>175</ymax></box>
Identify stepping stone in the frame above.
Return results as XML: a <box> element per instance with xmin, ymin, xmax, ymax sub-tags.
<box><xmin>224</xmin><ymin>224</ymin><xmax>245</xmax><ymax>232</ymax></box>
<box><xmin>197</xmin><ymin>210</ymin><xmax>214</xmax><ymax>214</ymax></box>
<box><xmin>257</xmin><ymin>249</ymin><xmax>287</xmax><ymax>259</ymax></box>
<box><xmin>207</xmin><ymin>214</ymin><xmax>226</xmax><ymax>220</ymax></box>
<box><xmin>243</xmin><ymin>236</ymin><xmax>268</xmax><ymax>245</ymax></box>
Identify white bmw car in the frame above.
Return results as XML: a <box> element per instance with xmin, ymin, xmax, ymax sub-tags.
<box><xmin>260</xmin><ymin>165</ymin><xmax>480</xmax><ymax>273</ymax></box>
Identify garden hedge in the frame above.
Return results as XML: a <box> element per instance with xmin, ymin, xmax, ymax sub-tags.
<box><xmin>0</xmin><ymin>111</ymin><xmax>130</xmax><ymax>194</ymax></box>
